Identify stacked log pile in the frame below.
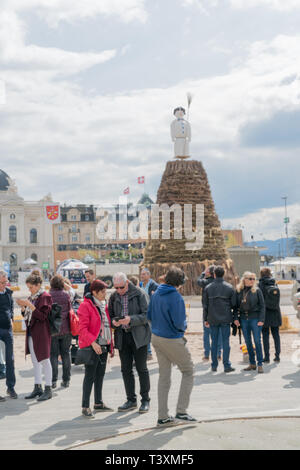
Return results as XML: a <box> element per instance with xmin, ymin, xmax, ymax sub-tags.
<box><xmin>142</xmin><ymin>160</ymin><xmax>238</xmax><ymax>295</ymax></box>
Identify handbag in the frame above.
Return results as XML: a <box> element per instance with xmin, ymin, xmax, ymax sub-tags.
<box><xmin>74</xmin><ymin>346</ymin><xmax>95</xmax><ymax>366</ymax></box>
<box><xmin>69</xmin><ymin>308</ymin><xmax>80</xmax><ymax>336</ymax></box>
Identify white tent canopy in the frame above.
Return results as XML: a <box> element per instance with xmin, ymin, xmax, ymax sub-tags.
<box><xmin>57</xmin><ymin>259</ymin><xmax>89</xmax><ymax>271</ymax></box>
<box><xmin>269</xmin><ymin>257</ymin><xmax>300</xmax><ymax>267</ymax></box>
<box><xmin>23</xmin><ymin>258</ymin><xmax>37</xmax><ymax>265</ymax></box>
<box><xmin>269</xmin><ymin>257</ymin><xmax>300</xmax><ymax>280</ymax></box>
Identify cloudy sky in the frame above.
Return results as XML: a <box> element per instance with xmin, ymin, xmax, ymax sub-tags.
<box><xmin>1</xmin><ymin>0</ymin><xmax>300</xmax><ymax>241</ymax></box>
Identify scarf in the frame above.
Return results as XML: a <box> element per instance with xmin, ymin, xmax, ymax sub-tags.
<box><xmin>93</xmin><ymin>297</ymin><xmax>111</xmax><ymax>345</ymax></box>
<box><xmin>24</xmin><ymin>288</ymin><xmax>45</xmax><ymax>325</ymax></box>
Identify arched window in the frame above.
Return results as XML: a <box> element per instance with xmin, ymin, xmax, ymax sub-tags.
<box><xmin>30</xmin><ymin>228</ymin><xmax>37</xmax><ymax>244</ymax></box>
<box><xmin>10</xmin><ymin>253</ymin><xmax>17</xmax><ymax>266</ymax></box>
<box><xmin>31</xmin><ymin>253</ymin><xmax>38</xmax><ymax>262</ymax></box>
<box><xmin>9</xmin><ymin>225</ymin><xmax>17</xmax><ymax>243</ymax></box>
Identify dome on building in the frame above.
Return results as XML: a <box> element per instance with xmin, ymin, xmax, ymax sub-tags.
<box><xmin>0</xmin><ymin>170</ymin><xmax>10</xmax><ymax>191</ymax></box>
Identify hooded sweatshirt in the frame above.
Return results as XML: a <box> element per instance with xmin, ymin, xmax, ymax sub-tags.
<box><xmin>147</xmin><ymin>284</ymin><xmax>186</xmax><ymax>339</ymax></box>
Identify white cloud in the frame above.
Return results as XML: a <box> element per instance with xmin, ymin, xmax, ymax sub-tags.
<box><xmin>1</xmin><ymin>1</ymin><xmax>300</xmax><ymax>234</ymax></box>
<box><xmin>3</xmin><ymin>0</ymin><xmax>148</xmax><ymax>26</ymax></box>
<box><xmin>182</xmin><ymin>0</ymin><xmax>300</xmax><ymax>12</ymax></box>
<box><xmin>0</xmin><ymin>11</ymin><xmax>116</xmax><ymax>75</ymax></box>
<box><xmin>181</xmin><ymin>0</ymin><xmax>219</xmax><ymax>14</ymax></box>
<box><xmin>2</xmin><ymin>33</ymin><xmax>300</xmax><ymax>197</ymax></box>
<box><xmin>222</xmin><ymin>204</ymin><xmax>300</xmax><ymax>241</ymax></box>
<box><xmin>230</xmin><ymin>0</ymin><xmax>300</xmax><ymax>11</ymax></box>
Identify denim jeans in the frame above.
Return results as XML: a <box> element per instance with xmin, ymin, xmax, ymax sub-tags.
<box><xmin>0</xmin><ymin>328</ymin><xmax>16</xmax><ymax>389</ymax></box>
<box><xmin>210</xmin><ymin>324</ymin><xmax>231</xmax><ymax>370</ymax></box>
<box><xmin>203</xmin><ymin>322</ymin><xmax>222</xmax><ymax>358</ymax></box>
<box><xmin>241</xmin><ymin>318</ymin><xmax>263</xmax><ymax>367</ymax></box>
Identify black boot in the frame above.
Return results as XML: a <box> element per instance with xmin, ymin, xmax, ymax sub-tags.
<box><xmin>25</xmin><ymin>384</ymin><xmax>43</xmax><ymax>399</ymax></box>
<box><xmin>37</xmin><ymin>386</ymin><xmax>52</xmax><ymax>401</ymax></box>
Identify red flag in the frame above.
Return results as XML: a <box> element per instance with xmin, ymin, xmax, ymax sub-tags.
<box><xmin>123</xmin><ymin>187</ymin><xmax>130</xmax><ymax>195</ymax></box>
<box><xmin>138</xmin><ymin>176</ymin><xmax>145</xmax><ymax>184</ymax></box>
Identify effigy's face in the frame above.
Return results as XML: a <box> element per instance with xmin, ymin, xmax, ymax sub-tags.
<box><xmin>175</xmin><ymin>110</ymin><xmax>185</xmax><ymax>119</ymax></box>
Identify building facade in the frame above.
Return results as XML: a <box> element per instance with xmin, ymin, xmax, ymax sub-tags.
<box><xmin>223</xmin><ymin>229</ymin><xmax>243</xmax><ymax>248</ymax></box>
<box><xmin>0</xmin><ymin>169</ymin><xmax>57</xmax><ymax>278</ymax></box>
<box><xmin>53</xmin><ymin>196</ymin><xmax>155</xmax><ymax>268</ymax></box>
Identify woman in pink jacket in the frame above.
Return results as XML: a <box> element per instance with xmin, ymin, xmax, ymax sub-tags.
<box><xmin>77</xmin><ymin>280</ymin><xmax>114</xmax><ymax>418</ymax></box>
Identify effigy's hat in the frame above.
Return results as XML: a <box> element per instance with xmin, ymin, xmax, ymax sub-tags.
<box><xmin>173</xmin><ymin>107</ymin><xmax>186</xmax><ymax>116</ymax></box>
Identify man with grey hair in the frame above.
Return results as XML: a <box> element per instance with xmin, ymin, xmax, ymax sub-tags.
<box><xmin>108</xmin><ymin>272</ymin><xmax>151</xmax><ymax>413</ymax></box>
<box><xmin>0</xmin><ymin>270</ymin><xmax>17</xmax><ymax>400</ymax></box>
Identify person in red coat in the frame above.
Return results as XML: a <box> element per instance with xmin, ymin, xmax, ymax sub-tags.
<box><xmin>77</xmin><ymin>279</ymin><xmax>114</xmax><ymax>418</ymax></box>
<box><xmin>17</xmin><ymin>273</ymin><xmax>53</xmax><ymax>401</ymax></box>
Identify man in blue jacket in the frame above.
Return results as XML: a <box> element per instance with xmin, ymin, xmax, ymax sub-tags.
<box><xmin>147</xmin><ymin>267</ymin><xmax>195</xmax><ymax>427</ymax></box>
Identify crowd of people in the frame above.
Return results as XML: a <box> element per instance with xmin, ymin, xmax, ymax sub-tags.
<box><xmin>0</xmin><ymin>263</ymin><xmax>294</xmax><ymax>427</ymax></box>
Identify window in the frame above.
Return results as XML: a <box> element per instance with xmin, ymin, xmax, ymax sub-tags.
<box><xmin>71</xmin><ymin>225</ymin><xmax>77</xmax><ymax>233</ymax></box>
<box><xmin>10</xmin><ymin>253</ymin><xmax>17</xmax><ymax>266</ymax></box>
<box><xmin>58</xmin><ymin>235</ymin><xmax>64</xmax><ymax>242</ymax></box>
<box><xmin>30</xmin><ymin>228</ymin><xmax>37</xmax><ymax>244</ymax></box>
<box><xmin>72</xmin><ymin>236</ymin><xmax>78</xmax><ymax>242</ymax></box>
<box><xmin>58</xmin><ymin>225</ymin><xmax>63</xmax><ymax>231</ymax></box>
<box><xmin>9</xmin><ymin>225</ymin><xmax>17</xmax><ymax>243</ymax></box>
<box><xmin>10</xmin><ymin>214</ymin><xmax>16</xmax><ymax>220</ymax></box>
<box><xmin>71</xmin><ymin>215</ymin><xmax>77</xmax><ymax>221</ymax></box>
<box><xmin>85</xmin><ymin>234</ymin><xmax>91</xmax><ymax>242</ymax></box>
<box><xmin>85</xmin><ymin>214</ymin><xmax>89</xmax><ymax>221</ymax></box>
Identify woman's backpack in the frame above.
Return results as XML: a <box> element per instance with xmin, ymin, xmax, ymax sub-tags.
<box><xmin>48</xmin><ymin>303</ymin><xmax>62</xmax><ymax>336</ymax></box>
<box><xmin>264</xmin><ymin>285</ymin><xmax>280</xmax><ymax>310</ymax></box>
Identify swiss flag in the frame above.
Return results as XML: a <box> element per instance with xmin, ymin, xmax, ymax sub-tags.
<box><xmin>123</xmin><ymin>187</ymin><xmax>130</xmax><ymax>195</ymax></box>
<box><xmin>138</xmin><ymin>176</ymin><xmax>145</xmax><ymax>184</ymax></box>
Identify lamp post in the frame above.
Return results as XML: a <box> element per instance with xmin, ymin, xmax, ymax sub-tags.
<box><xmin>282</xmin><ymin>196</ymin><xmax>289</xmax><ymax>258</ymax></box>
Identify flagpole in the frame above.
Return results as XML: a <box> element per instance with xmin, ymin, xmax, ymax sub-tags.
<box><xmin>52</xmin><ymin>223</ymin><xmax>55</xmax><ymax>274</ymax></box>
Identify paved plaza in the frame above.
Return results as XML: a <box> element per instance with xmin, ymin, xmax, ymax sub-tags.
<box><xmin>0</xmin><ymin>287</ymin><xmax>300</xmax><ymax>450</ymax></box>
<box><xmin>1</xmin><ymin>343</ymin><xmax>300</xmax><ymax>450</ymax></box>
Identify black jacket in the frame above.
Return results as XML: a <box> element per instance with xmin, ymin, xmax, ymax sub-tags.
<box><xmin>236</xmin><ymin>287</ymin><xmax>265</xmax><ymax>323</ymax></box>
<box><xmin>0</xmin><ymin>288</ymin><xmax>14</xmax><ymax>330</ymax></box>
<box><xmin>199</xmin><ymin>276</ymin><xmax>215</xmax><ymax>307</ymax></box>
<box><xmin>108</xmin><ymin>282</ymin><xmax>151</xmax><ymax>350</ymax></box>
<box><xmin>258</xmin><ymin>277</ymin><xmax>282</xmax><ymax>327</ymax></box>
<box><xmin>84</xmin><ymin>282</ymin><xmax>91</xmax><ymax>297</ymax></box>
<box><xmin>202</xmin><ymin>278</ymin><xmax>237</xmax><ymax>325</ymax></box>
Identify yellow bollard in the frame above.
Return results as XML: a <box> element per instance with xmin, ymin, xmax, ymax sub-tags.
<box><xmin>280</xmin><ymin>314</ymin><xmax>293</xmax><ymax>331</ymax></box>
<box><xmin>13</xmin><ymin>315</ymin><xmax>26</xmax><ymax>334</ymax></box>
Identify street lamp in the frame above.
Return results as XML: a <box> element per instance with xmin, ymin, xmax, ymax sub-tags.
<box><xmin>282</xmin><ymin>196</ymin><xmax>289</xmax><ymax>258</ymax></box>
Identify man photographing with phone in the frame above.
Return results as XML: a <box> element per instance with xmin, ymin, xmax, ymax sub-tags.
<box><xmin>108</xmin><ymin>272</ymin><xmax>151</xmax><ymax>414</ymax></box>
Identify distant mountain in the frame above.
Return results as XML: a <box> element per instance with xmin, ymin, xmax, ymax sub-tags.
<box><xmin>244</xmin><ymin>237</ymin><xmax>299</xmax><ymax>258</ymax></box>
